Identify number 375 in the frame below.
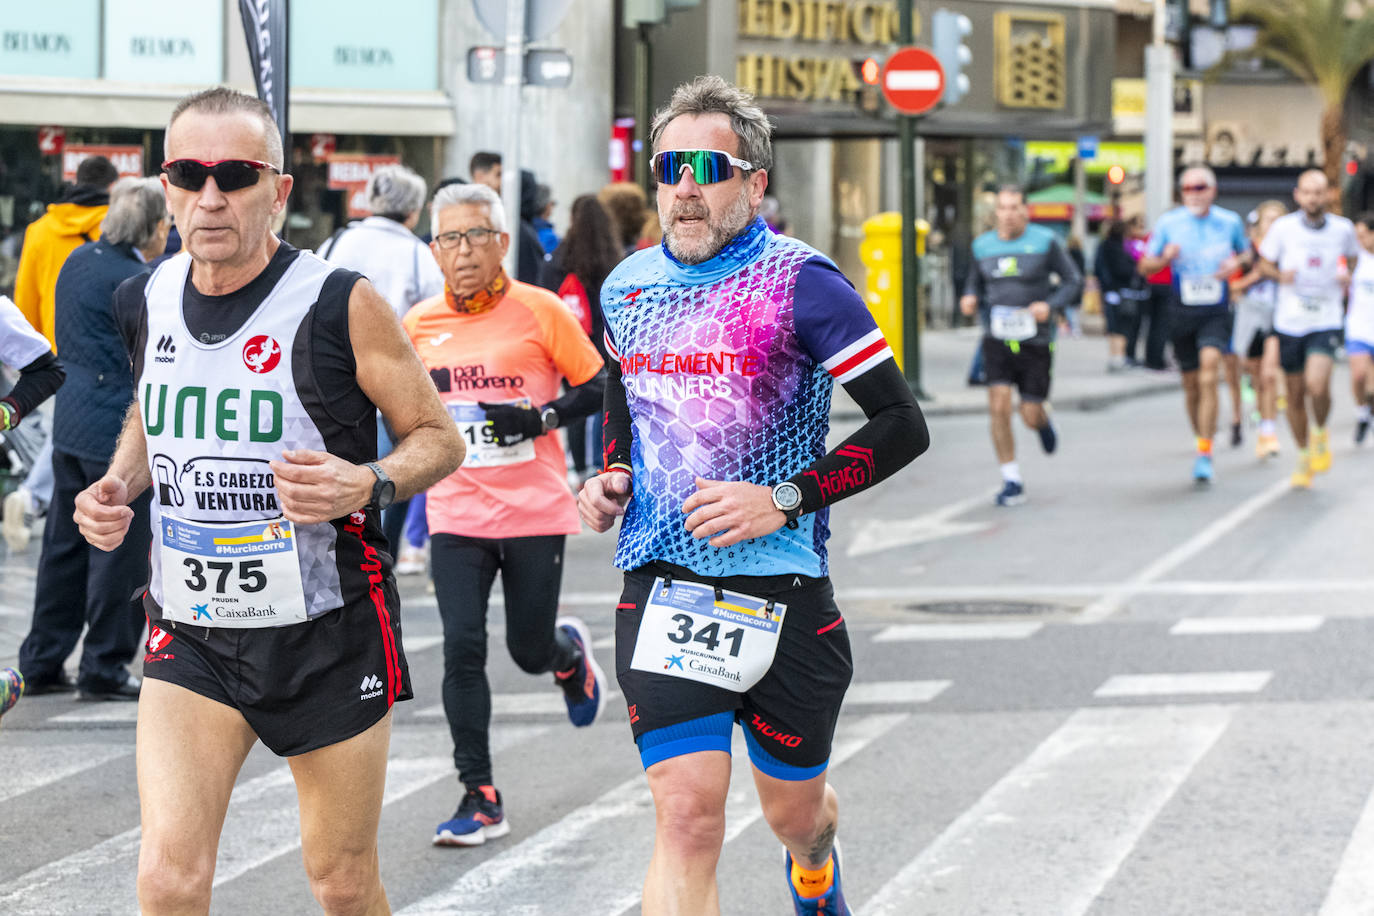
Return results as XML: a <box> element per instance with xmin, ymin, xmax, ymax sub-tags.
<box><xmin>183</xmin><ymin>558</ymin><xmax>266</xmax><ymax>593</ymax></box>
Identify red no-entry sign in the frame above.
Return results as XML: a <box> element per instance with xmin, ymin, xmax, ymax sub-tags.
<box><xmin>881</xmin><ymin>46</ymin><xmax>945</xmax><ymax>115</ymax></box>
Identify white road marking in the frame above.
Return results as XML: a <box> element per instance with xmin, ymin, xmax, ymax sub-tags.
<box><xmin>1170</xmin><ymin>615</ymin><xmax>1325</xmax><ymax>635</ymax></box>
<box><xmin>50</xmin><ymin>703</ymin><xmax>140</xmax><ymax>724</ymax></box>
<box><xmin>1077</xmin><ymin>477</ymin><xmax>1291</xmax><ymax>623</ymax></box>
<box><xmin>0</xmin><ymin>725</ymin><xmax>547</xmax><ymax>915</ymax></box>
<box><xmin>862</xmin><ymin>705</ymin><xmax>1235</xmax><ymax>916</ymax></box>
<box><xmin>0</xmin><ymin>745</ymin><xmax>132</xmax><ymax>804</ymax></box>
<box><xmin>413</xmin><ymin>689</ymin><xmax>622</xmax><ymax>719</ymax></box>
<box><xmin>1320</xmin><ymin>780</ymin><xmax>1374</xmax><ymax>915</ymax></box>
<box><xmin>847</xmin><ymin>494</ymin><xmax>994</xmax><ymax>557</ymax></box>
<box><xmin>592</xmin><ymin>634</ymin><xmax>615</xmax><ymax>650</ymax></box>
<box><xmin>875</xmin><ymin>621</ymin><xmax>1043</xmax><ymax>641</ymax></box>
<box><xmin>1094</xmin><ymin>671</ymin><xmax>1273</xmax><ymax>698</ymax></box>
<box><xmin>402</xmin><ymin>634</ymin><xmax>444</xmax><ymax>654</ymax></box>
<box><xmin>843</xmin><ymin>680</ymin><xmax>951</xmax><ymax>705</ymax></box>
<box><xmin>398</xmin><ymin>714</ymin><xmax>907</xmax><ymax>916</ymax></box>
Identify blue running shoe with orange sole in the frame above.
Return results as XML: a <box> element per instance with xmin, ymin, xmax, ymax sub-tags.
<box><xmin>555</xmin><ymin>616</ymin><xmax>605</xmax><ymax>727</ymax></box>
<box><xmin>434</xmin><ymin>785</ymin><xmax>510</xmax><ymax>846</ymax></box>
<box><xmin>785</xmin><ymin>842</ymin><xmax>850</xmax><ymax>915</ymax></box>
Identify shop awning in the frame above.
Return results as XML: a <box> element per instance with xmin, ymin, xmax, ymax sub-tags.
<box><xmin>1027</xmin><ymin>184</ymin><xmax>1117</xmax><ymax>221</ymax></box>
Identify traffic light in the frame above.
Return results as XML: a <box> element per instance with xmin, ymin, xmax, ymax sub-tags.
<box><xmin>624</xmin><ymin>0</ymin><xmax>699</xmax><ymax>28</ymax></box>
<box><xmin>1107</xmin><ymin>164</ymin><xmax>1126</xmax><ymax>185</ymax></box>
<box><xmin>931</xmin><ymin>9</ymin><xmax>973</xmax><ymax>106</ymax></box>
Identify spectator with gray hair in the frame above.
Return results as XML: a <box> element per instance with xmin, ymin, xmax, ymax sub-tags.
<box><xmin>317</xmin><ymin>164</ymin><xmax>444</xmax><ymax>569</ymax></box>
<box><xmin>16</xmin><ymin>174</ymin><xmax>169</xmax><ymax>701</ymax></box>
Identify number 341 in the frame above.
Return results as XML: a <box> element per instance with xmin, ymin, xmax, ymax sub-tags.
<box><xmin>183</xmin><ymin>558</ymin><xmax>266</xmax><ymax>593</ymax></box>
<box><xmin>667</xmin><ymin>613</ymin><xmax>744</xmax><ymax>657</ymax></box>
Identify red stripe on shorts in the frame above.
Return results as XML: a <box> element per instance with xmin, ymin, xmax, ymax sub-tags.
<box><xmin>816</xmin><ymin>617</ymin><xmax>844</xmax><ymax>635</ymax></box>
<box><xmin>361</xmin><ymin>546</ymin><xmax>401</xmax><ymax>705</ymax></box>
<box><xmin>616</xmin><ymin>602</ymin><xmax>637</xmax><ymax>610</ymax></box>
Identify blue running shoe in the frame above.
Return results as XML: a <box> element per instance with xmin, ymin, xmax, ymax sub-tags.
<box><xmin>1038</xmin><ymin>422</ymin><xmax>1057</xmax><ymax>454</ymax></box>
<box><xmin>554</xmin><ymin>616</ymin><xmax>605</xmax><ymax>727</ymax></box>
<box><xmin>1193</xmin><ymin>454</ymin><xmax>1214</xmax><ymax>484</ymax></box>
<box><xmin>434</xmin><ymin>785</ymin><xmax>510</xmax><ymax>846</ymax></box>
<box><xmin>995</xmin><ymin>480</ymin><xmax>1025</xmax><ymax>507</ymax></box>
<box><xmin>785</xmin><ymin>842</ymin><xmax>850</xmax><ymax>915</ymax></box>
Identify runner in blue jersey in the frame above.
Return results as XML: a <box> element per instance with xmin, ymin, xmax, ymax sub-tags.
<box><xmin>577</xmin><ymin>75</ymin><xmax>928</xmax><ymax>916</ymax></box>
<box><xmin>1139</xmin><ymin>166</ymin><xmax>1247</xmax><ymax>484</ymax></box>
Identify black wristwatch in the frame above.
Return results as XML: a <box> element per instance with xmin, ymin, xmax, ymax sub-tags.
<box><xmin>540</xmin><ymin>405</ymin><xmax>560</xmax><ymax>432</ymax></box>
<box><xmin>364</xmin><ymin>461</ymin><xmax>395</xmax><ymax>510</ymax></box>
<box><xmin>770</xmin><ymin>480</ymin><xmax>803</xmax><ymax>522</ymax></box>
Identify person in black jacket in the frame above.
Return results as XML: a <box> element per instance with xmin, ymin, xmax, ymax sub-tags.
<box><xmin>1095</xmin><ymin>218</ymin><xmax>1145</xmax><ymax>372</ymax></box>
<box><xmin>17</xmin><ymin>176</ymin><xmax>169</xmax><ymax>701</ymax></box>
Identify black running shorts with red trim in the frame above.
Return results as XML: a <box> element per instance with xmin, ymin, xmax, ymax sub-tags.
<box><xmin>615</xmin><ymin>562</ymin><xmax>853</xmax><ymax>779</ymax></box>
<box><xmin>140</xmin><ymin>581</ymin><xmax>411</xmax><ymax>757</ymax></box>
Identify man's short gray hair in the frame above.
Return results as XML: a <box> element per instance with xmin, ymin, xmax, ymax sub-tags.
<box><xmin>431</xmin><ymin>182</ymin><xmax>506</xmax><ymax>233</ymax></box>
<box><xmin>1178</xmin><ymin>165</ymin><xmax>1217</xmax><ymax>188</ymax></box>
<box><xmin>649</xmin><ymin>75</ymin><xmax>774</xmax><ymax>173</ymax></box>
<box><xmin>366</xmin><ymin>165</ymin><xmax>427</xmax><ymax>220</ymax></box>
<box><xmin>102</xmin><ymin>177</ymin><xmax>167</xmax><ymax>248</ymax></box>
<box><xmin>166</xmin><ymin>86</ymin><xmax>284</xmax><ymax>171</ymax></box>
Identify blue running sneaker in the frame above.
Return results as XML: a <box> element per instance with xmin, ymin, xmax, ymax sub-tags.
<box><xmin>554</xmin><ymin>616</ymin><xmax>605</xmax><ymax>727</ymax></box>
<box><xmin>995</xmin><ymin>480</ymin><xmax>1025</xmax><ymax>507</ymax></box>
<box><xmin>1038</xmin><ymin>422</ymin><xmax>1058</xmax><ymax>454</ymax></box>
<box><xmin>434</xmin><ymin>785</ymin><xmax>510</xmax><ymax>846</ymax></box>
<box><xmin>785</xmin><ymin>842</ymin><xmax>850</xmax><ymax>915</ymax></box>
<box><xmin>1193</xmin><ymin>454</ymin><xmax>1214</xmax><ymax>484</ymax></box>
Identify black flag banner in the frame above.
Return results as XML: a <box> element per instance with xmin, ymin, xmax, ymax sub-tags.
<box><xmin>237</xmin><ymin>0</ymin><xmax>289</xmax><ymax>147</ymax></box>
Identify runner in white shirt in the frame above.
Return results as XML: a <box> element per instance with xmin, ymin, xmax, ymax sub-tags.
<box><xmin>1258</xmin><ymin>169</ymin><xmax>1360</xmax><ymax>488</ymax></box>
<box><xmin>1346</xmin><ymin>213</ymin><xmax>1374</xmax><ymax>443</ymax></box>
<box><xmin>1229</xmin><ymin>201</ymin><xmax>1288</xmax><ymax>459</ymax></box>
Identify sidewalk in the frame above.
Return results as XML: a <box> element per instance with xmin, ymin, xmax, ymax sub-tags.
<box><xmin>833</xmin><ymin>323</ymin><xmax>1179</xmax><ymax>419</ymax></box>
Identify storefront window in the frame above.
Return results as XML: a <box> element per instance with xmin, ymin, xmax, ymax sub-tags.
<box><xmin>289</xmin><ymin>0</ymin><xmax>439</xmax><ymax>91</ymax></box>
<box><xmin>0</xmin><ymin>4</ymin><xmax>100</xmax><ymax>79</ymax></box>
<box><xmin>103</xmin><ymin>0</ymin><xmax>223</xmax><ymax>84</ymax></box>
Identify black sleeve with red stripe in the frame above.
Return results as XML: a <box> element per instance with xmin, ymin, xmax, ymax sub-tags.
<box><xmin>601</xmin><ymin>351</ymin><xmax>633</xmax><ymax>474</ymax></box>
<box><xmin>786</xmin><ymin>357</ymin><xmax>928</xmax><ymax>515</ymax></box>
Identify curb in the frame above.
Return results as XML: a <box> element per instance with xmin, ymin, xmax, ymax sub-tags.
<box><xmin>830</xmin><ymin>376</ymin><xmax>1179</xmax><ymax>421</ymax></box>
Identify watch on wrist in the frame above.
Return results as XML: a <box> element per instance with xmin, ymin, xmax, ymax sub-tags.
<box><xmin>364</xmin><ymin>461</ymin><xmax>395</xmax><ymax>510</ymax></box>
<box><xmin>770</xmin><ymin>480</ymin><xmax>803</xmax><ymax>522</ymax></box>
<box><xmin>540</xmin><ymin>405</ymin><xmax>560</xmax><ymax>432</ymax></box>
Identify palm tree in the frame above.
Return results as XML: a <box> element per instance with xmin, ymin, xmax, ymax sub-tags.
<box><xmin>1230</xmin><ymin>0</ymin><xmax>1374</xmax><ymax>209</ymax></box>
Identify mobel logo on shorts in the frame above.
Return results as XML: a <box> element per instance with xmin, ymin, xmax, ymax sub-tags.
<box><xmin>360</xmin><ymin>674</ymin><xmax>384</xmax><ymax>700</ymax></box>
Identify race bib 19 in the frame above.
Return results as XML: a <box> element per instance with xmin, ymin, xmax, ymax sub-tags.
<box><xmin>447</xmin><ymin>400</ymin><xmax>536</xmax><ymax>468</ymax></box>
<box><xmin>159</xmin><ymin>516</ymin><xmax>308</xmax><ymax>628</ymax></box>
<box><xmin>990</xmin><ymin>305</ymin><xmax>1037</xmax><ymax>341</ymax></box>
<box><xmin>630</xmin><ymin>577</ymin><xmax>787</xmax><ymax>692</ymax></box>
<box><xmin>1179</xmin><ymin>276</ymin><xmax>1224</xmax><ymax>306</ymax></box>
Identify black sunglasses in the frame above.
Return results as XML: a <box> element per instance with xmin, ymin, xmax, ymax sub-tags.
<box><xmin>162</xmin><ymin>158</ymin><xmax>278</xmax><ymax>192</ymax></box>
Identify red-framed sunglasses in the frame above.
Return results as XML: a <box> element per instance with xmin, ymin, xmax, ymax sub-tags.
<box><xmin>162</xmin><ymin>158</ymin><xmax>278</xmax><ymax>192</ymax></box>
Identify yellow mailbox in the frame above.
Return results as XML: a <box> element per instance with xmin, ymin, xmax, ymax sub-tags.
<box><xmin>860</xmin><ymin>213</ymin><xmax>929</xmax><ymax>372</ymax></box>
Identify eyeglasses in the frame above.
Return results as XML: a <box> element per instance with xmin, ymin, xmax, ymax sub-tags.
<box><xmin>434</xmin><ymin>227</ymin><xmax>500</xmax><ymax>249</ymax></box>
<box><xmin>1180</xmin><ymin>183</ymin><xmax>1214</xmax><ymax>193</ymax></box>
<box><xmin>650</xmin><ymin>149</ymin><xmax>755</xmax><ymax>185</ymax></box>
<box><xmin>162</xmin><ymin>159</ymin><xmax>278</xmax><ymax>192</ymax></box>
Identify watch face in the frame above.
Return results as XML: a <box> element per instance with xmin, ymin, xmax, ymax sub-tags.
<box><xmin>774</xmin><ymin>482</ymin><xmax>802</xmax><ymax>510</ymax></box>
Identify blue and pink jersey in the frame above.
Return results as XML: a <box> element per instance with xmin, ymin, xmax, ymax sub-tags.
<box><xmin>601</xmin><ymin>217</ymin><xmax>893</xmax><ymax>578</ymax></box>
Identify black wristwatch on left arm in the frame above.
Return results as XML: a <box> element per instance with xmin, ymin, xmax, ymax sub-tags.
<box><xmin>364</xmin><ymin>461</ymin><xmax>395</xmax><ymax>510</ymax></box>
<box><xmin>770</xmin><ymin>480</ymin><xmax>803</xmax><ymax>522</ymax></box>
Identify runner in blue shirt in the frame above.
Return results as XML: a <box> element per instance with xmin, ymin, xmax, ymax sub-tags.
<box><xmin>1139</xmin><ymin>166</ymin><xmax>1247</xmax><ymax>484</ymax></box>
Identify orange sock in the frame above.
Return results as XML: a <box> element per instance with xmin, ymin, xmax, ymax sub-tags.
<box><xmin>791</xmin><ymin>855</ymin><xmax>835</xmax><ymax>898</ymax></box>
<box><xmin>1196</xmin><ymin>437</ymin><xmax>1212</xmax><ymax>456</ymax></box>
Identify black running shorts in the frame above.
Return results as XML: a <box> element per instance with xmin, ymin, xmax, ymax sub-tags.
<box><xmin>615</xmin><ymin>562</ymin><xmax>853</xmax><ymax>780</ymax></box>
<box><xmin>1277</xmin><ymin>329</ymin><xmax>1342</xmax><ymax>374</ymax></box>
<box><xmin>981</xmin><ymin>337</ymin><xmax>1053</xmax><ymax>402</ymax></box>
<box><xmin>141</xmin><ymin>582</ymin><xmax>411</xmax><ymax>757</ymax></box>
<box><xmin>1168</xmin><ymin>304</ymin><xmax>1233</xmax><ymax>372</ymax></box>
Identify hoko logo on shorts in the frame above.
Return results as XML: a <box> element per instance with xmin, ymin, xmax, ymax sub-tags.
<box><xmin>360</xmin><ymin>674</ymin><xmax>384</xmax><ymax>700</ymax></box>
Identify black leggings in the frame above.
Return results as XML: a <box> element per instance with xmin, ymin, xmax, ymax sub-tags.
<box><xmin>430</xmin><ymin>533</ymin><xmax>578</xmax><ymax>789</ymax></box>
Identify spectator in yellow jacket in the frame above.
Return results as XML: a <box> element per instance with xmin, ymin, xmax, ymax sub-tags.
<box><xmin>12</xmin><ymin>156</ymin><xmax>118</xmax><ymax>348</ymax></box>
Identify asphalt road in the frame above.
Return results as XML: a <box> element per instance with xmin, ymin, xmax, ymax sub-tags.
<box><xmin>5</xmin><ymin>381</ymin><xmax>1374</xmax><ymax>915</ymax></box>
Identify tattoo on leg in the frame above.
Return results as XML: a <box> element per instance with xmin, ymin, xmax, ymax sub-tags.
<box><xmin>805</xmin><ymin>822</ymin><xmax>836</xmax><ymax>868</ymax></box>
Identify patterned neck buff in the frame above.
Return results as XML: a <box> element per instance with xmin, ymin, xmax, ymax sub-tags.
<box><xmin>660</xmin><ymin>217</ymin><xmax>772</xmax><ymax>286</ymax></box>
<box><xmin>446</xmin><ymin>269</ymin><xmax>509</xmax><ymax>314</ymax></box>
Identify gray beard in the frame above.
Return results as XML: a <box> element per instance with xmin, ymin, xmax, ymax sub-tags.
<box><xmin>662</xmin><ymin>187</ymin><xmax>755</xmax><ymax>265</ymax></box>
